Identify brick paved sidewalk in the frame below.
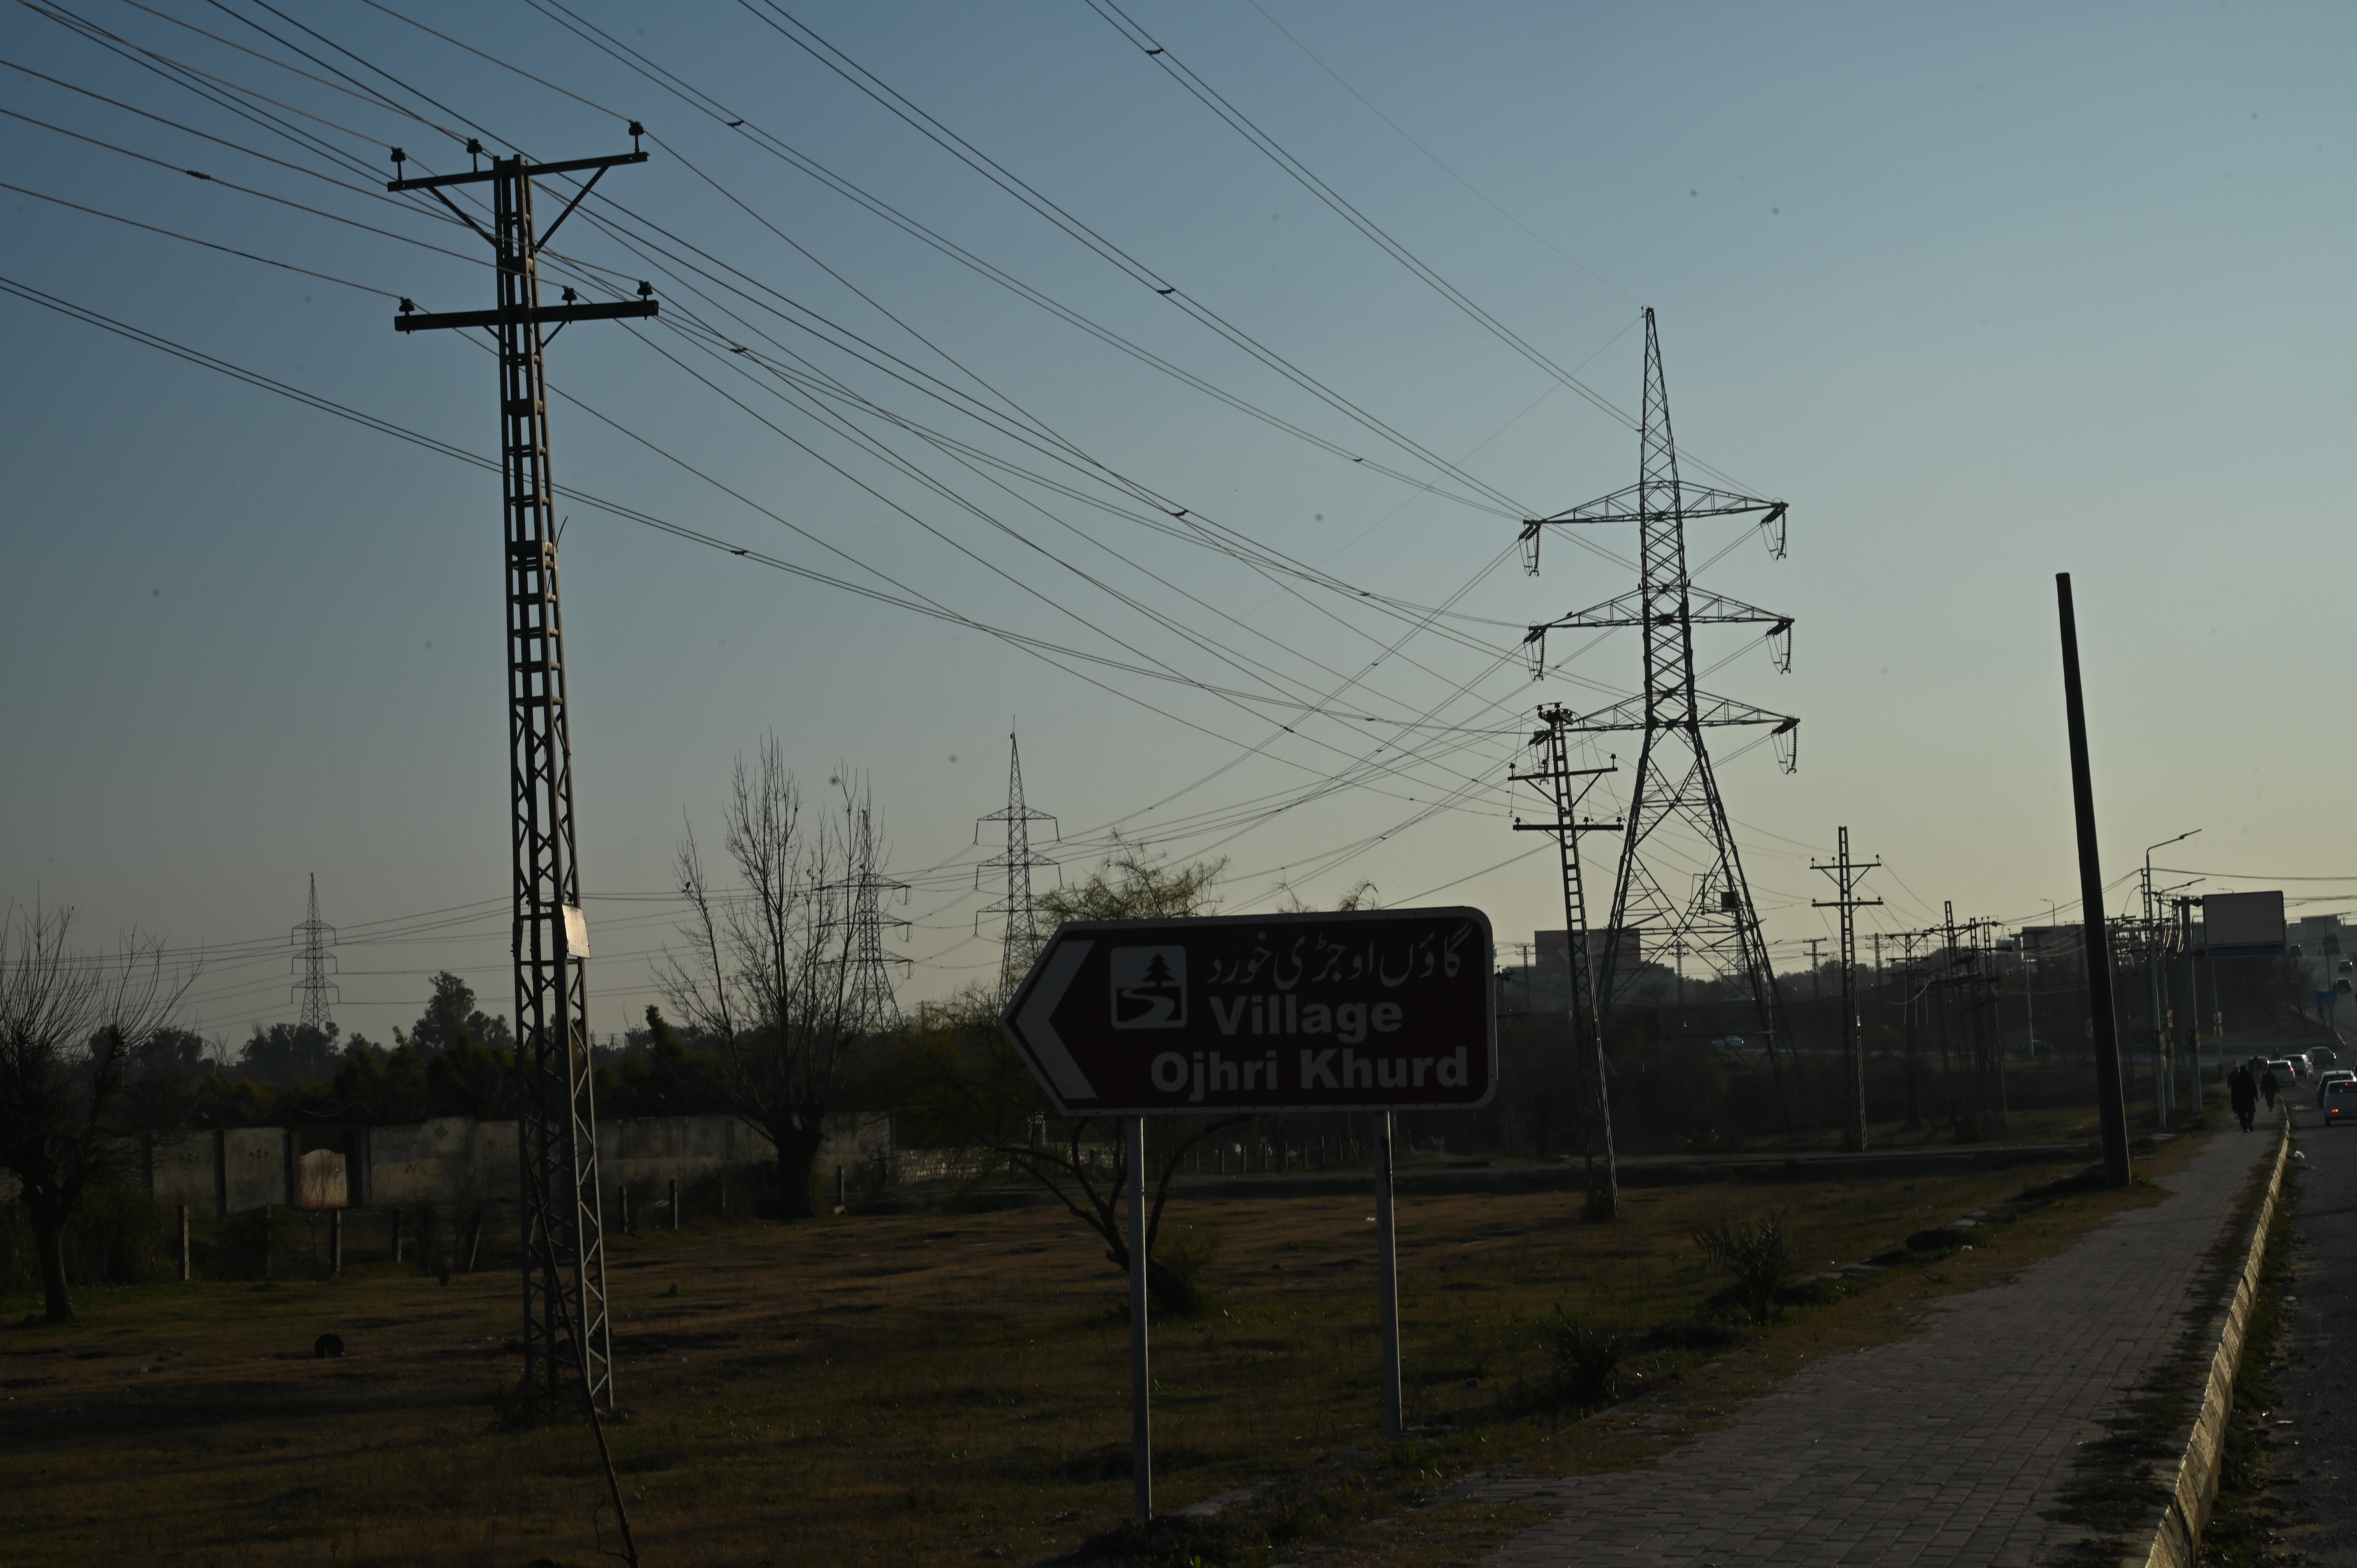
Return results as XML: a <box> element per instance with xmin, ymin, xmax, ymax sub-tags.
<box><xmin>1474</xmin><ymin>1125</ymin><xmax>2276</xmax><ymax>1568</ymax></box>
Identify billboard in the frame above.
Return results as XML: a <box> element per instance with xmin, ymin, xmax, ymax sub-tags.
<box><xmin>1534</xmin><ymin>929</ymin><xmax>1641</xmax><ymax>970</ymax></box>
<box><xmin>2202</xmin><ymin>891</ymin><xmax>2287</xmax><ymax>958</ymax></box>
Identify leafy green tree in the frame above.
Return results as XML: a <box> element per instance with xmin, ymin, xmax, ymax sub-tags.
<box><xmin>238</xmin><ymin>1021</ymin><xmax>341</xmax><ymax>1085</ymax></box>
<box><xmin>406</xmin><ymin>972</ymin><xmax>514</xmax><ymax>1056</ymax></box>
<box><xmin>1037</xmin><ymin>841</ymin><xmax>1228</xmax><ymax>926</ymax></box>
<box><xmin>426</xmin><ymin>1037</ymin><xmax>516</xmax><ymax>1120</ymax></box>
<box><xmin>598</xmin><ymin>1006</ymin><xmax>707</xmax><ymax>1119</ymax></box>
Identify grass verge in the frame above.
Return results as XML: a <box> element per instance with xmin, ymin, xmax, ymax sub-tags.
<box><xmin>0</xmin><ymin>1138</ymin><xmax>2204</xmax><ymax>1567</ymax></box>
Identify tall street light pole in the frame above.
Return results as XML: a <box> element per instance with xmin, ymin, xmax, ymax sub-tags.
<box><xmin>2142</xmin><ymin>830</ymin><xmax>2200</xmax><ymax>1127</ymax></box>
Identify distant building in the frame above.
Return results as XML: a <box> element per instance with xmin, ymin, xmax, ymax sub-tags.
<box><xmin>2288</xmin><ymin>914</ymin><xmax>2354</xmax><ymax>1017</ymax></box>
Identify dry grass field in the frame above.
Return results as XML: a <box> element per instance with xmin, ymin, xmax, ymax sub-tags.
<box><xmin>0</xmin><ymin>1128</ymin><xmax>2201</xmax><ymax>1567</ymax></box>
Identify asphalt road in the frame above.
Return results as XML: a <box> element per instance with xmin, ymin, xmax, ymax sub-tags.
<box><xmin>2277</xmin><ymin>1096</ymin><xmax>2357</xmax><ymax>1564</ymax></box>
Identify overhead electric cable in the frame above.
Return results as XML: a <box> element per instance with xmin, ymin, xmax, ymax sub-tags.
<box><xmin>1</xmin><ymin>178</ymin><xmax>401</xmax><ymax>295</ymax></box>
<box><xmin>0</xmin><ymin>105</ymin><xmax>485</xmax><ymax>266</ymax></box>
<box><xmin>1081</xmin><ymin>0</ymin><xmax>1763</xmax><ymax>497</ymax></box>
<box><xmin>1237</xmin><ymin>0</ymin><xmax>1640</xmax><ymax>305</ymax></box>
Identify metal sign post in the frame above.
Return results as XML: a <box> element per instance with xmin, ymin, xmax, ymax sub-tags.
<box><xmin>1375</xmin><ymin>1111</ymin><xmax>1403</xmax><ymax>1437</ymax></box>
<box><xmin>1001</xmin><ymin>907</ymin><xmax>1496</xmax><ymax>1502</ymax></box>
<box><xmin>1127</xmin><ymin>1116</ymin><xmax>1152</xmax><ymax>1522</ymax></box>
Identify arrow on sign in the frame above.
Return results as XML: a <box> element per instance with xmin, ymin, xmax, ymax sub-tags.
<box><xmin>1014</xmin><ymin>938</ymin><xmax>1096</xmax><ymax>1100</ymax></box>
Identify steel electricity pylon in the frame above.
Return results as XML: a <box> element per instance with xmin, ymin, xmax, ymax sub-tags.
<box><xmin>846</xmin><ymin>806</ymin><xmax>910</xmax><ymax>1034</ymax></box>
<box><xmin>1518</xmin><ymin>308</ymin><xmax>1800</xmax><ymax>1122</ymax></box>
<box><xmin>1510</xmin><ymin>712</ymin><xmax>1621</xmax><ymax>1216</ymax></box>
<box><xmin>289</xmin><ymin>874</ymin><xmax>338</xmax><ymax>1035</ymax></box>
<box><xmin>1811</xmin><ymin>827</ymin><xmax>1883</xmax><ymax>1151</ymax></box>
<box><xmin>976</xmin><ymin>733</ymin><xmax>1058</xmax><ymax>1001</ymax></box>
<box><xmin>388</xmin><ymin>131</ymin><xmax>657</xmax><ymax>1411</ymax></box>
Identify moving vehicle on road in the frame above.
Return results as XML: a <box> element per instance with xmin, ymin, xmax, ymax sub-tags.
<box><xmin>2320</xmin><ymin>1069</ymin><xmax>2356</xmax><ymax>1107</ymax></box>
<box><xmin>2325</xmin><ymin>1078</ymin><xmax>2357</xmax><ymax>1127</ymax></box>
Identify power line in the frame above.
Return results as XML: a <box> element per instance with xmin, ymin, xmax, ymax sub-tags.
<box><xmin>1236</xmin><ymin>0</ymin><xmax>1640</xmax><ymax>306</ymax></box>
<box><xmin>0</xmin><ymin>176</ymin><xmax>401</xmax><ymax>295</ymax></box>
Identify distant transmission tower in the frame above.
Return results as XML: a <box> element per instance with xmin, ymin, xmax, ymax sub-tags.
<box><xmin>289</xmin><ymin>873</ymin><xmax>338</xmax><ymax>1034</ymax></box>
<box><xmin>1520</xmin><ymin>308</ymin><xmax>1801</xmax><ymax>1118</ymax></box>
<box><xmin>1811</xmin><ymin>827</ymin><xmax>1883</xmax><ymax>1151</ymax></box>
<box><xmin>846</xmin><ymin>806</ymin><xmax>910</xmax><ymax>1033</ymax></box>
<box><xmin>976</xmin><ymin>733</ymin><xmax>1058</xmax><ymax>1000</ymax></box>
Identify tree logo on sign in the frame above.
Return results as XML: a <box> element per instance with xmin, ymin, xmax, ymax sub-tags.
<box><xmin>1110</xmin><ymin>946</ymin><xmax>1186</xmax><ymax>1028</ymax></box>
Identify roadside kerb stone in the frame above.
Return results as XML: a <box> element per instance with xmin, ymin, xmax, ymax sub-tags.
<box><xmin>2132</xmin><ymin>1113</ymin><xmax>2290</xmax><ymax>1568</ymax></box>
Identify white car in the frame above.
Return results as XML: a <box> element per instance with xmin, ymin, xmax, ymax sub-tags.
<box><xmin>2325</xmin><ymin>1077</ymin><xmax>2357</xmax><ymax>1128</ymax></box>
<box><xmin>2317</xmin><ymin>1069</ymin><xmax>2355</xmax><ymax>1107</ymax></box>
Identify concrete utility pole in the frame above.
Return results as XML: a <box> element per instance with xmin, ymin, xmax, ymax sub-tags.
<box><xmin>2055</xmin><ymin>574</ymin><xmax>2133</xmax><ymax>1188</ymax></box>
<box><xmin>1813</xmin><ymin>828</ymin><xmax>1883</xmax><ymax>1152</ymax></box>
<box><xmin>390</xmin><ymin>131</ymin><xmax>657</xmax><ymax>1409</ymax></box>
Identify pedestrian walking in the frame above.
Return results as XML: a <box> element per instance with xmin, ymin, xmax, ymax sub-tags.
<box><xmin>2228</xmin><ymin>1064</ymin><xmax>2257</xmax><ymax>1132</ymax></box>
<box><xmin>2261</xmin><ymin>1066</ymin><xmax>2280</xmax><ymax>1110</ymax></box>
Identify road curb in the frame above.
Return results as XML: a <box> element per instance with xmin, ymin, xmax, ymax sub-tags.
<box><xmin>2133</xmin><ymin>1111</ymin><xmax>2292</xmax><ymax>1568</ymax></box>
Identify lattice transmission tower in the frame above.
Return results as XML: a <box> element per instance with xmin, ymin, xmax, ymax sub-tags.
<box><xmin>976</xmin><ymin>734</ymin><xmax>1058</xmax><ymax>1000</ymax></box>
<box><xmin>388</xmin><ymin>131</ymin><xmax>657</xmax><ymax>1411</ymax></box>
<box><xmin>846</xmin><ymin>806</ymin><xmax>910</xmax><ymax>1033</ymax></box>
<box><xmin>289</xmin><ymin>873</ymin><xmax>338</xmax><ymax>1035</ymax></box>
<box><xmin>1519</xmin><ymin>308</ymin><xmax>1801</xmax><ymax>1115</ymax></box>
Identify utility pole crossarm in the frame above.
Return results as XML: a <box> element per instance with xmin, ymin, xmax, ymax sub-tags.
<box><xmin>1520</xmin><ymin>486</ymin><xmax>1787</xmax><ymax>575</ymax></box>
<box><xmin>388</xmin><ymin>148</ymin><xmax>647</xmax><ymax>192</ymax></box>
<box><xmin>1524</xmin><ymin>587</ymin><xmax>1793</xmax><ymax>678</ymax></box>
<box><xmin>396</xmin><ymin>299</ymin><xmax>657</xmax><ymax>333</ymax></box>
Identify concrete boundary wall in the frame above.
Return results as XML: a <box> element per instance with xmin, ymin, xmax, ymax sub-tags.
<box><xmin>134</xmin><ymin>1112</ymin><xmax>896</xmax><ymax>1216</ymax></box>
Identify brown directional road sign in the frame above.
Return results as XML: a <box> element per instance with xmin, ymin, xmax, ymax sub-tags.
<box><xmin>999</xmin><ymin>907</ymin><xmax>1496</xmax><ymax>1115</ymax></box>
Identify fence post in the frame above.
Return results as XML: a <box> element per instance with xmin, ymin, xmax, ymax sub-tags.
<box><xmin>178</xmin><ymin>1204</ymin><xmax>190</xmax><ymax>1283</ymax></box>
<box><xmin>668</xmin><ymin>1178</ymin><xmax>680</xmax><ymax>1232</ymax></box>
<box><xmin>330</xmin><ymin>1208</ymin><xmax>342</xmax><ymax>1279</ymax></box>
<box><xmin>835</xmin><ymin>1164</ymin><xmax>846</xmax><ymax>1213</ymax></box>
<box><xmin>619</xmin><ymin>1185</ymin><xmax>631</xmax><ymax>1236</ymax></box>
<box><xmin>391</xmin><ymin>1206</ymin><xmax>403</xmax><ymax>1265</ymax></box>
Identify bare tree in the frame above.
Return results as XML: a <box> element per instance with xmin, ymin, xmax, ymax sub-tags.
<box><xmin>658</xmin><ymin>738</ymin><xmax>875</xmax><ymax>1220</ymax></box>
<box><xmin>0</xmin><ymin>905</ymin><xmax>194</xmax><ymax>1321</ymax></box>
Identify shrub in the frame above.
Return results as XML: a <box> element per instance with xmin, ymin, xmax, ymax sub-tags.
<box><xmin>1692</xmin><ymin>1211</ymin><xmax>1793</xmax><ymax>1323</ymax></box>
<box><xmin>1154</xmin><ymin>1221</ymin><xmax>1223</xmax><ymax>1296</ymax></box>
<box><xmin>1533</xmin><ymin>1306</ymin><xmax>1625</xmax><ymax>1407</ymax></box>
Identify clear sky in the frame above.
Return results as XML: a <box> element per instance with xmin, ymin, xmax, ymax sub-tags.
<box><xmin>3</xmin><ymin>0</ymin><xmax>2350</xmax><ymax>1050</ymax></box>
